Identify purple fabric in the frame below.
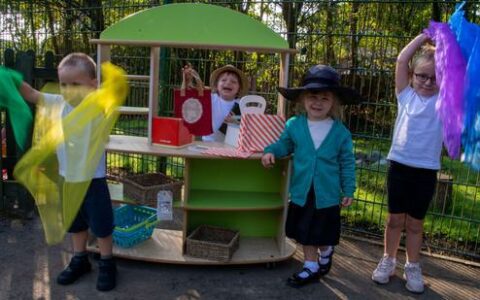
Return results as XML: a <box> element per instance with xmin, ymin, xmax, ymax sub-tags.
<box><xmin>424</xmin><ymin>22</ymin><xmax>466</xmax><ymax>159</ymax></box>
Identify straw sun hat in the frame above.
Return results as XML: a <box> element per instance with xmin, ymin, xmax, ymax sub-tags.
<box><xmin>209</xmin><ymin>64</ymin><xmax>249</xmax><ymax>97</ymax></box>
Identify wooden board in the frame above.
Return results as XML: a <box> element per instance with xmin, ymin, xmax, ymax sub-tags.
<box><xmin>186</xmin><ymin>190</ymin><xmax>284</xmax><ymax>211</ymax></box>
<box><xmin>106</xmin><ymin>135</ymin><xmax>264</xmax><ymax>159</ymax></box>
<box><xmin>118</xmin><ymin>106</ymin><xmax>149</xmax><ymax>115</ymax></box>
<box><xmin>87</xmin><ymin>229</ymin><xmax>296</xmax><ymax>265</ymax></box>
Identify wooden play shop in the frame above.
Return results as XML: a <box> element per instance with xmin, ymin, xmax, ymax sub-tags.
<box><xmin>87</xmin><ymin>3</ymin><xmax>297</xmax><ymax>265</ymax></box>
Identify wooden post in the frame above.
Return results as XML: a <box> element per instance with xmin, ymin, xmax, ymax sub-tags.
<box><xmin>148</xmin><ymin>47</ymin><xmax>160</xmax><ymax>144</ymax></box>
<box><xmin>431</xmin><ymin>172</ymin><xmax>453</xmax><ymax>214</ymax></box>
<box><xmin>277</xmin><ymin>52</ymin><xmax>289</xmax><ymax>118</ymax></box>
<box><xmin>96</xmin><ymin>44</ymin><xmax>111</xmax><ymax>84</ymax></box>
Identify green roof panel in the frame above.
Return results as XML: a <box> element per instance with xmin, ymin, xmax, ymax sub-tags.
<box><xmin>99</xmin><ymin>3</ymin><xmax>289</xmax><ymax>51</ymax></box>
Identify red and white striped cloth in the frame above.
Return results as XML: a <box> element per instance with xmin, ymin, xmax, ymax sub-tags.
<box><xmin>238</xmin><ymin>113</ymin><xmax>285</xmax><ymax>152</ymax></box>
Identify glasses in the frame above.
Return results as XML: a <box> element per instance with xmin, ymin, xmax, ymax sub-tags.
<box><xmin>414</xmin><ymin>73</ymin><xmax>436</xmax><ymax>84</ymax></box>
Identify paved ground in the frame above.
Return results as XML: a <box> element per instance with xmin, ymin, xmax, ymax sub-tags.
<box><xmin>1</xmin><ymin>216</ymin><xmax>479</xmax><ymax>300</ymax></box>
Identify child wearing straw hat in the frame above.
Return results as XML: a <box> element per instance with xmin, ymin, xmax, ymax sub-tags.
<box><xmin>183</xmin><ymin>64</ymin><xmax>249</xmax><ymax>142</ymax></box>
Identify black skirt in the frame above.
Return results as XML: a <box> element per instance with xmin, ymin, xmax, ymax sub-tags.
<box><xmin>285</xmin><ymin>185</ymin><xmax>341</xmax><ymax>246</ymax></box>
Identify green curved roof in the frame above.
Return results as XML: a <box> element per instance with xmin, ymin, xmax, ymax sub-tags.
<box><xmin>96</xmin><ymin>3</ymin><xmax>292</xmax><ymax>53</ymax></box>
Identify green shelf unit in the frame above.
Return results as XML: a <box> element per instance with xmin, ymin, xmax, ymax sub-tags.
<box><xmin>186</xmin><ymin>189</ymin><xmax>283</xmax><ymax>210</ymax></box>
<box><xmin>186</xmin><ymin>210</ymin><xmax>282</xmax><ymax>237</ymax></box>
<box><xmin>184</xmin><ymin>157</ymin><xmax>290</xmax><ymax>240</ymax></box>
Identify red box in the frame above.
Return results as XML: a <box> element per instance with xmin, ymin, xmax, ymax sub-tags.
<box><xmin>151</xmin><ymin>117</ymin><xmax>194</xmax><ymax>147</ymax></box>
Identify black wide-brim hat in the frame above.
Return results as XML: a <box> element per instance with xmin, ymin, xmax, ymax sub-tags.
<box><xmin>278</xmin><ymin>65</ymin><xmax>362</xmax><ymax>105</ymax></box>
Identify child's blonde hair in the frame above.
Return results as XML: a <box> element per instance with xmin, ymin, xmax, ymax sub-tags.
<box><xmin>58</xmin><ymin>53</ymin><xmax>96</xmax><ymax>79</ymax></box>
<box><xmin>411</xmin><ymin>44</ymin><xmax>435</xmax><ymax>70</ymax></box>
<box><xmin>296</xmin><ymin>90</ymin><xmax>343</xmax><ymax>120</ymax></box>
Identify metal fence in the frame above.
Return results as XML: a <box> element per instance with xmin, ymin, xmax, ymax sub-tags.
<box><xmin>1</xmin><ymin>0</ymin><xmax>479</xmax><ymax>262</ymax></box>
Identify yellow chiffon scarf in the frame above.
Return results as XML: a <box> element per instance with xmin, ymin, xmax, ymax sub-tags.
<box><xmin>14</xmin><ymin>63</ymin><xmax>128</xmax><ymax>244</ymax></box>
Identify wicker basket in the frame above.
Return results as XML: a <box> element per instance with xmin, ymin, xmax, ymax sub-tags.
<box><xmin>185</xmin><ymin>225</ymin><xmax>240</xmax><ymax>262</ymax></box>
<box><xmin>118</xmin><ymin>173</ymin><xmax>183</xmax><ymax>207</ymax></box>
<box><xmin>113</xmin><ymin>205</ymin><xmax>159</xmax><ymax>248</ymax></box>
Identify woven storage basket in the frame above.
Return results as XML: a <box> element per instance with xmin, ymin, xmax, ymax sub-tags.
<box><xmin>186</xmin><ymin>225</ymin><xmax>240</xmax><ymax>262</ymax></box>
<box><xmin>120</xmin><ymin>173</ymin><xmax>183</xmax><ymax>207</ymax></box>
<box><xmin>113</xmin><ymin>205</ymin><xmax>159</xmax><ymax>248</ymax></box>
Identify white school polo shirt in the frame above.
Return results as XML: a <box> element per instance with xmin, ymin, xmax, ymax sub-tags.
<box><xmin>387</xmin><ymin>86</ymin><xmax>443</xmax><ymax>170</ymax></box>
<box><xmin>42</xmin><ymin>93</ymin><xmax>106</xmax><ymax>181</ymax></box>
<box><xmin>202</xmin><ymin>93</ymin><xmax>239</xmax><ymax>142</ymax></box>
<box><xmin>307</xmin><ymin>118</ymin><xmax>334</xmax><ymax>149</ymax></box>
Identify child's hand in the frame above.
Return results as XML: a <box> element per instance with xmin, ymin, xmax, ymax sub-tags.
<box><xmin>341</xmin><ymin>197</ymin><xmax>353</xmax><ymax>207</ymax></box>
<box><xmin>224</xmin><ymin>112</ymin><xmax>240</xmax><ymax>124</ymax></box>
<box><xmin>182</xmin><ymin>64</ymin><xmax>201</xmax><ymax>89</ymax></box>
<box><xmin>261</xmin><ymin>153</ymin><xmax>275</xmax><ymax>168</ymax></box>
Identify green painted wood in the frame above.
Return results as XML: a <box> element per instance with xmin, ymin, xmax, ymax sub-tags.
<box><xmin>187</xmin><ymin>189</ymin><xmax>283</xmax><ymax>210</ymax></box>
<box><xmin>187</xmin><ymin>210</ymin><xmax>281</xmax><ymax>237</ymax></box>
<box><xmin>100</xmin><ymin>3</ymin><xmax>289</xmax><ymax>50</ymax></box>
<box><xmin>188</xmin><ymin>158</ymin><xmax>285</xmax><ymax>193</ymax></box>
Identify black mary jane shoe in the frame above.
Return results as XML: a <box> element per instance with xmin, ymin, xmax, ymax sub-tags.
<box><xmin>318</xmin><ymin>248</ymin><xmax>334</xmax><ymax>276</ymax></box>
<box><xmin>286</xmin><ymin>268</ymin><xmax>320</xmax><ymax>288</ymax></box>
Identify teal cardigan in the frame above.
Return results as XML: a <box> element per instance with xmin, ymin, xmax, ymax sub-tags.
<box><xmin>264</xmin><ymin>114</ymin><xmax>356</xmax><ymax>209</ymax></box>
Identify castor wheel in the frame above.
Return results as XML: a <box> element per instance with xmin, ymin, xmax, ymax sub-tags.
<box><xmin>266</xmin><ymin>262</ymin><xmax>276</xmax><ymax>269</ymax></box>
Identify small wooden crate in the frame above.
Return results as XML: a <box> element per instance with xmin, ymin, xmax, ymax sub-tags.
<box><xmin>118</xmin><ymin>173</ymin><xmax>183</xmax><ymax>207</ymax></box>
<box><xmin>186</xmin><ymin>225</ymin><xmax>240</xmax><ymax>262</ymax></box>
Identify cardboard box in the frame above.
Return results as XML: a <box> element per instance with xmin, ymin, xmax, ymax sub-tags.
<box><xmin>151</xmin><ymin>117</ymin><xmax>193</xmax><ymax>147</ymax></box>
<box><xmin>224</xmin><ymin>123</ymin><xmax>240</xmax><ymax>147</ymax></box>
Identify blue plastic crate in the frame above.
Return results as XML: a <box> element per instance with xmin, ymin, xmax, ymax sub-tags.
<box><xmin>113</xmin><ymin>205</ymin><xmax>159</xmax><ymax>248</ymax></box>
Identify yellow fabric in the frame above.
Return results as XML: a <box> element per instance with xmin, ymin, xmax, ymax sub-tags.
<box><xmin>14</xmin><ymin>63</ymin><xmax>128</xmax><ymax>244</ymax></box>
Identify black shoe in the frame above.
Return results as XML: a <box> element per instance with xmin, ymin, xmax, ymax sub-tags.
<box><xmin>57</xmin><ymin>255</ymin><xmax>91</xmax><ymax>285</ymax></box>
<box><xmin>286</xmin><ymin>268</ymin><xmax>320</xmax><ymax>288</ymax></box>
<box><xmin>96</xmin><ymin>258</ymin><xmax>117</xmax><ymax>291</ymax></box>
<box><xmin>318</xmin><ymin>247</ymin><xmax>334</xmax><ymax>276</ymax></box>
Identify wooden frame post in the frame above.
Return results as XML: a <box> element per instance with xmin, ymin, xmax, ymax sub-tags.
<box><xmin>277</xmin><ymin>52</ymin><xmax>290</xmax><ymax>118</ymax></box>
<box><xmin>96</xmin><ymin>45</ymin><xmax>111</xmax><ymax>85</ymax></box>
<box><xmin>148</xmin><ymin>47</ymin><xmax>160</xmax><ymax>144</ymax></box>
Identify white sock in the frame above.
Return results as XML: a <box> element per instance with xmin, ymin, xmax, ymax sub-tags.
<box><xmin>319</xmin><ymin>246</ymin><xmax>333</xmax><ymax>265</ymax></box>
<box><xmin>384</xmin><ymin>254</ymin><xmax>396</xmax><ymax>264</ymax></box>
<box><xmin>405</xmin><ymin>261</ymin><xmax>420</xmax><ymax>267</ymax></box>
<box><xmin>298</xmin><ymin>261</ymin><xmax>319</xmax><ymax>278</ymax></box>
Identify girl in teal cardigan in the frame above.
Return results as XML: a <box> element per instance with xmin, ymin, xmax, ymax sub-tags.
<box><xmin>262</xmin><ymin>65</ymin><xmax>360</xmax><ymax>288</ymax></box>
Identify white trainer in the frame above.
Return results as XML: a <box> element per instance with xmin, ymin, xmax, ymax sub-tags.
<box><xmin>403</xmin><ymin>262</ymin><xmax>424</xmax><ymax>294</ymax></box>
<box><xmin>372</xmin><ymin>255</ymin><xmax>396</xmax><ymax>284</ymax></box>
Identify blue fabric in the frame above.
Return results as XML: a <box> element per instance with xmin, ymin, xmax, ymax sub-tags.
<box><xmin>264</xmin><ymin>114</ymin><xmax>356</xmax><ymax>209</ymax></box>
<box><xmin>449</xmin><ymin>3</ymin><xmax>480</xmax><ymax>169</ymax></box>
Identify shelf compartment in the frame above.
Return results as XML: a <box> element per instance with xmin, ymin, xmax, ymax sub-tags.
<box><xmin>187</xmin><ymin>210</ymin><xmax>283</xmax><ymax>237</ymax></box>
<box><xmin>185</xmin><ymin>189</ymin><xmax>284</xmax><ymax>211</ymax></box>
<box><xmin>187</xmin><ymin>158</ymin><xmax>287</xmax><ymax>193</ymax></box>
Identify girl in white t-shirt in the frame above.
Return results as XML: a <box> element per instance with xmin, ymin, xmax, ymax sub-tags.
<box><xmin>183</xmin><ymin>64</ymin><xmax>249</xmax><ymax>142</ymax></box>
<box><xmin>372</xmin><ymin>34</ymin><xmax>442</xmax><ymax>294</ymax></box>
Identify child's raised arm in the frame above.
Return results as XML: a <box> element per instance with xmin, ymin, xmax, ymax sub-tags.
<box><xmin>19</xmin><ymin>82</ymin><xmax>41</xmax><ymax>104</ymax></box>
<box><xmin>395</xmin><ymin>33</ymin><xmax>430</xmax><ymax>95</ymax></box>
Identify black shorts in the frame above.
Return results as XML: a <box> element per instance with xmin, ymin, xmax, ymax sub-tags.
<box><xmin>68</xmin><ymin>177</ymin><xmax>114</xmax><ymax>237</ymax></box>
<box><xmin>387</xmin><ymin>160</ymin><xmax>437</xmax><ymax>220</ymax></box>
<box><xmin>285</xmin><ymin>185</ymin><xmax>341</xmax><ymax>246</ymax></box>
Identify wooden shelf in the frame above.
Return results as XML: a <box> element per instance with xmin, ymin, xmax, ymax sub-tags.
<box><xmin>87</xmin><ymin>229</ymin><xmax>296</xmax><ymax>265</ymax></box>
<box><xmin>185</xmin><ymin>190</ymin><xmax>283</xmax><ymax>211</ymax></box>
<box><xmin>106</xmin><ymin>135</ymin><xmax>264</xmax><ymax>159</ymax></box>
<box><xmin>118</xmin><ymin>106</ymin><xmax>149</xmax><ymax>115</ymax></box>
